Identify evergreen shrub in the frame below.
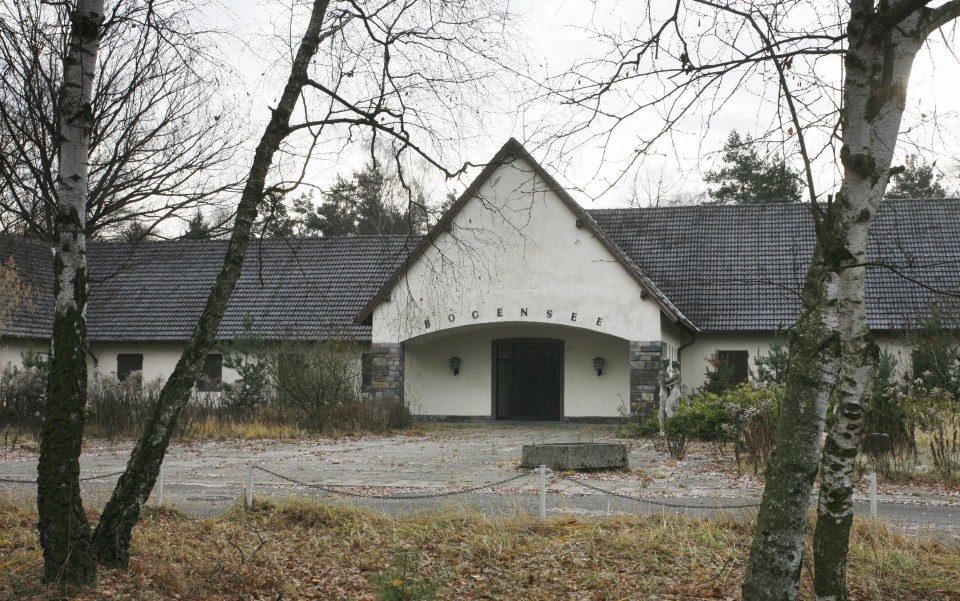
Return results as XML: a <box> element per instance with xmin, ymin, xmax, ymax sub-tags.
<box><xmin>667</xmin><ymin>383</ymin><xmax>782</xmax><ymax>473</ymax></box>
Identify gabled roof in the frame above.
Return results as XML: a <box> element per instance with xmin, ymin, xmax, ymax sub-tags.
<box><xmin>354</xmin><ymin>138</ymin><xmax>691</xmax><ymax>328</ymax></box>
<box><xmin>1</xmin><ymin>236</ymin><xmax>418</xmax><ymax>342</ymax></box>
<box><xmin>589</xmin><ymin>199</ymin><xmax>960</xmax><ymax>332</ymax></box>
<box><xmin>0</xmin><ymin>237</ymin><xmax>53</xmax><ymax>340</ymax></box>
<box><xmin>2</xmin><ymin>179</ymin><xmax>958</xmax><ymax>344</ymax></box>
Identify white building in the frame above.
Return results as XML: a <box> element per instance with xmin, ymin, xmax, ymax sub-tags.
<box><xmin>2</xmin><ymin>139</ymin><xmax>957</xmax><ymax>421</ymax></box>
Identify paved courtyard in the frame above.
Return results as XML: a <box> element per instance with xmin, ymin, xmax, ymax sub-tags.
<box><xmin>1</xmin><ymin>424</ymin><xmax>958</xmax><ymax>543</ymax></box>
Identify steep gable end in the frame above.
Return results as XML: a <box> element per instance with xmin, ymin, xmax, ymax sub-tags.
<box><xmin>356</xmin><ymin>138</ymin><xmax>688</xmax><ymax>330</ymax></box>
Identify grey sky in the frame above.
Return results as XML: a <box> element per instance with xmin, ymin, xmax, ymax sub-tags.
<box><xmin>203</xmin><ymin>0</ymin><xmax>960</xmax><ymax>208</ymax></box>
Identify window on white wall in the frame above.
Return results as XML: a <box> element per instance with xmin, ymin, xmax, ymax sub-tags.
<box><xmin>116</xmin><ymin>353</ymin><xmax>143</xmax><ymax>381</ymax></box>
<box><xmin>717</xmin><ymin>350</ymin><xmax>749</xmax><ymax>385</ymax></box>
<box><xmin>197</xmin><ymin>354</ymin><xmax>223</xmax><ymax>392</ymax></box>
<box><xmin>663</xmin><ymin>343</ymin><xmax>678</xmax><ymax>364</ymax></box>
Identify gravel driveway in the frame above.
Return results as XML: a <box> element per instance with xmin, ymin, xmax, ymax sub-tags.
<box><xmin>1</xmin><ymin>424</ymin><xmax>957</xmax><ymax>543</ymax></box>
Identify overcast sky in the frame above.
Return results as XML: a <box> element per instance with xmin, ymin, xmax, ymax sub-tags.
<box><xmin>202</xmin><ymin>0</ymin><xmax>960</xmax><ymax>209</ymax></box>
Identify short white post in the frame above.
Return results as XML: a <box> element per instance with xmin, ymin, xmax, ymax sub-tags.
<box><xmin>156</xmin><ymin>463</ymin><xmax>164</xmax><ymax>508</ymax></box>
<box><xmin>246</xmin><ymin>463</ymin><xmax>255</xmax><ymax>508</ymax></box>
<box><xmin>867</xmin><ymin>472</ymin><xmax>878</xmax><ymax>519</ymax></box>
<box><xmin>538</xmin><ymin>465</ymin><xmax>547</xmax><ymax>521</ymax></box>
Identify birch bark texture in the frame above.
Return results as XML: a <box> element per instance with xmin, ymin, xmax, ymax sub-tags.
<box><xmin>36</xmin><ymin>0</ymin><xmax>104</xmax><ymax>586</ymax></box>
<box><xmin>91</xmin><ymin>0</ymin><xmax>333</xmax><ymax>568</ymax></box>
<box><xmin>744</xmin><ymin>3</ymin><xmax>960</xmax><ymax>600</ymax></box>
<box><xmin>812</xmin><ymin>5</ymin><xmax>954</xmax><ymax>600</ymax></box>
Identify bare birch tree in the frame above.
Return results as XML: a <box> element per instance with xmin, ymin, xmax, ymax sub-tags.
<box><xmin>35</xmin><ymin>0</ymin><xmax>103</xmax><ymax>587</ymax></box>
<box><xmin>810</xmin><ymin>7</ymin><xmax>960</xmax><ymax>600</ymax></box>
<box><xmin>539</xmin><ymin>1</ymin><xmax>960</xmax><ymax>599</ymax></box>
<box><xmin>3</xmin><ymin>0</ymin><xmax>516</xmax><ymax>576</ymax></box>
<box><xmin>0</xmin><ymin>0</ymin><xmax>241</xmax><ymax>240</ymax></box>
<box><xmin>91</xmin><ymin>0</ymin><xmax>517</xmax><ymax>567</ymax></box>
<box><xmin>1</xmin><ymin>0</ymin><xmax>239</xmax><ymax>585</ymax></box>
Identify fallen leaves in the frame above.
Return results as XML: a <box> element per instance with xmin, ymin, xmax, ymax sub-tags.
<box><xmin>0</xmin><ymin>497</ymin><xmax>958</xmax><ymax>600</ymax></box>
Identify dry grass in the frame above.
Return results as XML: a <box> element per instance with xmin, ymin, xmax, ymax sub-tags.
<box><xmin>1</xmin><ymin>498</ymin><xmax>957</xmax><ymax>600</ymax></box>
<box><xmin>178</xmin><ymin>415</ymin><xmax>308</xmax><ymax>441</ymax></box>
<box><xmin>861</xmin><ymin>431</ymin><xmax>960</xmax><ymax>489</ymax></box>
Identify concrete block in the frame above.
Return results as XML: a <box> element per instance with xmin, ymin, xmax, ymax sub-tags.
<box><xmin>520</xmin><ymin>442</ymin><xmax>628</xmax><ymax>470</ymax></box>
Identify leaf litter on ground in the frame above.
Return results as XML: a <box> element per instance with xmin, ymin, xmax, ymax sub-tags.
<box><xmin>1</xmin><ymin>496</ymin><xmax>958</xmax><ymax>600</ymax></box>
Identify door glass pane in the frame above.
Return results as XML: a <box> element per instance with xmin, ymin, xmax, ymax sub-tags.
<box><xmin>494</xmin><ymin>340</ymin><xmax>562</xmax><ymax>420</ymax></box>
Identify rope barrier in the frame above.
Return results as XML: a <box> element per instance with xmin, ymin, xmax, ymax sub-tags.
<box><xmin>252</xmin><ymin>464</ymin><xmax>532</xmax><ymax>500</ymax></box>
<box><xmin>557</xmin><ymin>473</ymin><xmax>762</xmax><ymax>509</ymax></box>
<box><xmin>0</xmin><ymin>465</ymin><xmax>868</xmax><ymax>513</ymax></box>
<box><xmin>0</xmin><ymin>470</ymin><xmax>126</xmax><ymax>485</ymax></box>
<box><xmin>81</xmin><ymin>470</ymin><xmax>125</xmax><ymax>481</ymax></box>
<box><xmin>0</xmin><ymin>467</ymin><xmax>905</xmax><ymax>514</ymax></box>
<box><xmin>0</xmin><ymin>476</ymin><xmax>33</xmax><ymax>484</ymax></box>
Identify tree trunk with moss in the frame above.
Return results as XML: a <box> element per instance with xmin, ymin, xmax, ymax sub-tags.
<box><xmin>813</xmin><ymin>6</ymin><xmax>931</xmax><ymax>600</ymax></box>
<box><xmin>741</xmin><ymin>215</ymin><xmax>844</xmax><ymax>601</ymax></box>
<box><xmin>743</xmin><ymin>3</ymin><xmax>960</xmax><ymax>600</ymax></box>
<box><xmin>35</xmin><ymin>0</ymin><xmax>104</xmax><ymax>587</ymax></box>
<box><xmin>91</xmin><ymin>0</ymin><xmax>332</xmax><ymax>568</ymax></box>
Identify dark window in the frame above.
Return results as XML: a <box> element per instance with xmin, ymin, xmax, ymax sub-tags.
<box><xmin>361</xmin><ymin>353</ymin><xmax>373</xmax><ymax>387</ymax></box>
<box><xmin>117</xmin><ymin>353</ymin><xmax>143</xmax><ymax>382</ymax></box>
<box><xmin>197</xmin><ymin>354</ymin><xmax>223</xmax><ymax>392</ymax></box>
<box><xmin>717</xmin><ymin>350</ymin><xmax>750</xmax><ymax>386</ymax></box>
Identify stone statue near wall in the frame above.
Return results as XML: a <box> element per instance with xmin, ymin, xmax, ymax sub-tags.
<box><xmin>657</xmin><ymin>360</ymin><xmax>682</xmax><ymax>435</ymax></box>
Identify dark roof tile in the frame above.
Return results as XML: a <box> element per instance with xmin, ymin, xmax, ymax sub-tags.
<box><xmin>2</xmin><ymin>236</ymin><xmax>419</xmax><ymax>342</ymax></box>
<box><xmin>588</xmin><ymin>199</ymin><xmax>960</xmax><ymax>332</ymax></box>
<box><xmin>3</xmin><ymin>199</ymin><xmax>958</xmax><ymax>341</ymax></box>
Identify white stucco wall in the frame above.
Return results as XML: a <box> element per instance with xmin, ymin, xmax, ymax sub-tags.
<box><xmin>681</xmin><ymin>332</ymin><xmax>918</xmax><ymax>392</ymax></box>
<box><xmin>875</xmin><ymin>334</ymin><xmax>914</xmax><ymax>378</ymax></box>
<box><xmin>372</xmin><ymin>157</ymin><xmax>664</xmax><ymax>346</ymax></box>
<box><xmin>680</xmin><ymin>334</ymin><xmax>775</xmax><ymax>391</ymax></box>
<box><xmin>0</xmin><ymin>340</ymin><xmax>229</xmax><ymax>384</ymax></box>
<box><xmin>88</xmin><ymin>343</ymin><xmax>241</xmax><ymax>385</ymax></box>
<box><xmin>0</xmin><ymin>339</ymin><xmax>47</xmax><ymax>372</ymax></box>
<box><xmin>404</xmin><ymin>323</ymin><xmax>629</xmax><ymax>418</ymax></box>
<box><xmin>1</xmin><ymin>338</ymin><xmax>370</xmax><ymax>388</ymax></box>
<box><xmin>659</xmin><ymin>316</ymin><xmax>684</xmax><ymax>364</ymax></box>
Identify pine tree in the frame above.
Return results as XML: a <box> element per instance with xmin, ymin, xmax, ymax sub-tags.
<box><xmin>181</xmin><ymin>210</ymin><xmax>213</xmax><ymax>239</ymax></box>
<box><xmin>886</xmin><ymin>154</ymin><xmax>948</xmax><ymax>199</ymax></box>
<box><xmin>313</xmin><ymin>162</ymin><xmax>414</xmax><ymax>236</ymax></box>
<box><xmin>704</xmin><ymin>131</ymin><xmax>803</xmax><ymax>205</ymax></box>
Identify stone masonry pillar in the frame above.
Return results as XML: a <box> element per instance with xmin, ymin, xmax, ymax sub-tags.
<box><xmin>629</xmin><ymin>340</ymin><xmax>662</xmax><ymax>419</ymax></box>
<box><xmin>369</xmin><ymin>342</ymin><xmax>404</xmax><ymax>401</ymax></box>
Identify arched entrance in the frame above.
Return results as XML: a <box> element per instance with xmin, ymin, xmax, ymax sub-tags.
<box><xmin>394</xmin><ymin>322</ymin><xmax>648</xmax><ymax>420</ymax></box>
<box><xmin>493</xmin><ymin>338</ymin><xmax>563</xmax><ymax>420</ymax></box>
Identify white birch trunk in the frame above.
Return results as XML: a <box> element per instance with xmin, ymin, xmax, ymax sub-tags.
<box><xmin>91</xmin><ymin>0</ymin><xmax>333</xmax><ymax>568</ymax></box>
<box><xmin>36</xmin><ymin>0</ymin><xmax>104</xmax><ymax>587</ymax></box>
<box><xmin>813</xmin><ymin>6</ymin><xmax>927</xmax><ymax>599</ymax></box>
<box><xmin>744</xmin><ymin>2</ymin><xmax>960</xmax><ymax>598</ymax></box>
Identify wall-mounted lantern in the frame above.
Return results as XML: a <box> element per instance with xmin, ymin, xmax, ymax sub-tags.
<box><xmin>449</xmin><ymin>356</ymin><xmax>462</xmax><ymax>376</ymax></box>
<box><xmin>593</xmin><ymin>356</ymin><xmax>605</xmax><ymax>376</ymax></box>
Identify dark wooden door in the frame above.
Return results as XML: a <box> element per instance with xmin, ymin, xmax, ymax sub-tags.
<box><xmin>494</xmin><ymin>340</ymin><xmax>563</xmax><ymax>420</ymax></box>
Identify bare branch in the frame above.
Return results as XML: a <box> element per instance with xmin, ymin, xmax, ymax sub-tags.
<box><xmin>0</xmin><ymin>0</ymin><xmax>244</xmax><ymax>240</ymax></box>
<box><xmin>922</xmin><ymin>0</ymin><xmax>960</xmax><ymax>37</ymax></box>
